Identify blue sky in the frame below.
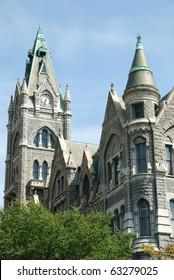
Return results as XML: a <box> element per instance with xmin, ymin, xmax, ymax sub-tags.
<box><xmin>0</xmin><ymin>0</ymin><xmax>174</xmax><ymax>207</ymax></box>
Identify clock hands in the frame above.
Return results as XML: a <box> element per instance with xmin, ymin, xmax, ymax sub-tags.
<box><xmin>41</xmin><ymin>94</ymin><xmax>52</xmax><ymax>106</ymax></box>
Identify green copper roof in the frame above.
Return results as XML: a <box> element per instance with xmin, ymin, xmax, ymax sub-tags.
<box><xmin>36</xmin><ymin>26</ymin><xmax>45</xmax><ymax>41</ymax></box>
<box><xmin>24</xmin><ymin>27</ymin><xmax>64</xmax><ymax>109</ymax></box>
<box><xmin>124</xmin><ymin>34</ymin><xmax>158</xmax><ymax>92</ymax></box>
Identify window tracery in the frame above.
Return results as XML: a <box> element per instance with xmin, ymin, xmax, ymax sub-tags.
<box><xmin>33</xmin><ymin>128</ymin><xmax>56</xmax><ymax>149</ymax></box>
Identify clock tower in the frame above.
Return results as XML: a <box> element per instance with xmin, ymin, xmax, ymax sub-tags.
<box><xmin>4</xmin><ymin>27</ymin><xmax>72</xmax><ymax>207</ymax></box>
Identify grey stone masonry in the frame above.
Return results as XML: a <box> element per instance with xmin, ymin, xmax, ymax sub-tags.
<box><xmin>3</xmin><ymin>31</ymin><xmax>174</xmax><ymax>259</ymax></box>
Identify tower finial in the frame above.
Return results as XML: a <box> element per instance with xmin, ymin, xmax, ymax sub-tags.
<box><xmin>37</xmin><ymin>25</ymin><xmax>42</xmax><ymax>34</ymax></box>
<box><xmin>36</xmin><ymin>25</ymin><xmax>45</xmax><ymax>41</ymax></box>
<box><xmin>110</xmin><ymin>82</ymin><xmax>115</xmax><ymax>94</ymax></box>
<box><xmin>136</xmin><ymin>33</ymin><xmax>143</xmax><ymax>50</ymax></box>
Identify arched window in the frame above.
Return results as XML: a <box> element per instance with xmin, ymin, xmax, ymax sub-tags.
<box><xmin>13</xmin><ymin>133</ymin><xmax>20</xmax><ymax>155</ymax></box>
<box><xmin>50</xmin><ymin>134</ymin><xmax>55</xmax><ymax>149</ymax></box>
<box><xmin>134</xmin><ymin>137</ymin><xmax>147</xmax><ymax>173</ymax></box>
<box><xmin>33</xmin><ymin>128</ymin><xmax>56</xmax><ymax>149</ymax></box>
<box><xmin>166</xmin><ymin>145</ymin><xmax>173</xmax><ymax>175</ymax></box>
<box><xmin>82</xmin><ymin>175</ymin><xmax>90</xmax><ymax>207</ymax></box>
<box><xmin>33</xmin><ymin>133</ymin><xmax>39</xmax><ymax>147</ymax></box>
<box><xmin>42</xmin><ymin>129</ymin><xmax>47</xmax><ymax>148</ymax></box>
<box><xmin>42</xmin><ymin>161</ymin><xmax>48</xmax><ymax>180</ymax></box>
<box><xmin>33</xmin><ymin>160</ymin><xmax>39</xmax><ymax>179</ymax></box>
<box><xmin>120</xmin><ymin>205</ymin><xmax>125</xmax><ymax>230</ymax></box>
<box><xmin>138</xmin><ymin>199</ymin><xmax>150</xmax><ymax>236</ymax></box>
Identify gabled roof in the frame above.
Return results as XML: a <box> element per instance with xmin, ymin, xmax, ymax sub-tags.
<box><xmin>156</xmin><ymin>87</ymin><xmax>174</xmax><ymax>124</ymax></box>
<box><xmin>103</xmin><ymin>83</ymin><xmax>125</xmax><ymax>127</ymax></box>
<box><xmin>124</xmin><ymin>34</ymin><xmax>159</xmax><ymax>92</ymax></box>
<box><xmin>59</xmin><ymin>136</ymin><xmax>98</xmax><ymax>168</ymax></box>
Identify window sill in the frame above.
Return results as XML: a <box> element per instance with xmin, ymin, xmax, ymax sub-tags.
<box><xmin>166</xmin><ymin>174</ymin><xmax>174</xmax><ymax>177</ymax></box>
<box><xmin>127</xmin><ymin>118</ymin><xmax>149</xmax><ymax>127</ymax></box>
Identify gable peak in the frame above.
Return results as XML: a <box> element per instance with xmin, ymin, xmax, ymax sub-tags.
<box><xmin>67</xmin><ymin>149</ymin><xmax>76</xmax><ymax>168</ymax></box>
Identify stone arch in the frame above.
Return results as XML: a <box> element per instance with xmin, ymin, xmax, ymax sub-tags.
<box><xmin>131</xmin><ymin>132</ymin><xmax>149</xmax><ymax>145</ymax></box>
<box><xmin>130</xmin><ymin>133</ymin><xmax>151</xmax><ymax>174</ymax></box>
<box><xmin>165</xmin><ymin>136</ymin><xmax>172</xmax><ymax>143</ymax></box>
<box><xmin>103</xmin><ymin>133</ymin><xmax>122</xmax><ymax>160</ymax></box>
<box><xmin>133</xmin><ymin>194</ymin><xmax>153</xmax><ymax>212</ymax></box>
<box><xmin>28</xmin><ymin>122</ymin><xmax>58</xmax><ymax>145</ymax></box>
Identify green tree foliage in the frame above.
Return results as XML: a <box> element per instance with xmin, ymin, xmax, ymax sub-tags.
<box><xmin>0</xmin><ymin>202</ymin><xmax>133</xmax><ymax>260</ymax></box>
<box><xmin>141</xmin><ymin>244</ymin><xmax>174</xmax><ymax>260</ymax></box>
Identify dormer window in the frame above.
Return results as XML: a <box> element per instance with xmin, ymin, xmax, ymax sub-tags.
<box><xmin>132</xmin><ymin>102</ymin><xmax>144</xmax><ymax>119</ymax></box>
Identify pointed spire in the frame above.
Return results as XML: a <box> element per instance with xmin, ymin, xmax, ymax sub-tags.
<box><xmin>15</xmin><ymin>79</ymin><xmax>21</xmax><ymax>93</ymax></box>
<box><xmin>8</xmin><ymin>95</ymin><xmax>14</xmax><ymax>112</ymax></box>
<box><xmin>21</xmin><ymin>77</ymin><xmax>28</xmax><ymax>95</ymax></box>
<box><xmin>36</xmin><ymin>26</ymin><xmax>45</xmax><ymax>42</ymax></box>
<box><xmin>110</xmin><ymin>83</ymin><xmax>116</xmax><ymax>95</ymax></box>
<box><xmin>67</xmin><ymin>149</ymin><xmax>76</xmax><ymax>168</ymax></box>
<box><xmin>64</xmin><ymin>84</ymin><xmax>71</xmax><ymax>102</ymax></box>
<box><xmin>25</xmin><ymin>27</ymin><xmax>63</xmax><ymax>106</ymax></box>
<box><xmin>124</xmin><ymin>34</ymin><xmax>158</xmax><ymax>93</ymax></box>
<box><xmin>8</xmin><ymin>95</ymin><xmax>14</xmax><ymax>122</ymax></box>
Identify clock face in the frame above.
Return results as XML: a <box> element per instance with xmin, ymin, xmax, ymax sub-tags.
<box><xmin>41</xmin><ymin>93</ymin><xmax>52</xmax><ymax>107</ymax></box>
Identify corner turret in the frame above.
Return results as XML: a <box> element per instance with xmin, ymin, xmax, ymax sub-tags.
<box><xmin>21</xmin><ymin>77</ymin><xmax>29</xmax><ymax>107</ymax></box>
<box><xmin>123</xmin><ymin>34</ymin><xmax>160</xmax><ymax>123</ymax></box>
<box><xmin>64</xmin><ymin>85</ymin><xmax>72</xmax><ymax>140</ymax></box>
<box><xmin>8</xmin><ymin>95</ymin><xmax>14</xmax><ymax>122</ymax></box>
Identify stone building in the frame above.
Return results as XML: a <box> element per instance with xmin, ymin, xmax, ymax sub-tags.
<box><xmin>4</xmin><ymin>28</ymin><xmax>174</xmax><ymax>255</ymax></box>
<box><xmin>4</xmin><ymin>27</ymin><xmax>72</xmax><ymax>207</ymax></box>
<box><xmin>48</xmin><ymin>34</ymin><xmax>174</xmax><ymax>254</ymax></box>
<box><xmin>97</xmin><ymin>35</ymin><xmax>174</xmax><ymax>253</ymax></box>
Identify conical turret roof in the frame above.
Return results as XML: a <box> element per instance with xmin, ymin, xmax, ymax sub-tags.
<box><xmin>64</xmin><ymin>85</ymin><xmax>71</xmax><ymax>102</ymax></box>
<box><xmin>124</xmin><ymin>34</ymin><xmax>158</xmax><ymax>92</ymax></box>
<box><xmin>21</xmin><ymin>77</ymin><xmax>28</xmax><ymax>95</ymax></box>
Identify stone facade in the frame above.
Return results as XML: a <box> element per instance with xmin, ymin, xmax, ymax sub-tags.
<box><xmin>4</xmin><ymin>27</ymin><xmax>72</xmax><ymax>207</ymax></box>
<box><xmin>4</xmin><ymin>29</ymin><xmax>174</xmax><ymax>257</ymax></box>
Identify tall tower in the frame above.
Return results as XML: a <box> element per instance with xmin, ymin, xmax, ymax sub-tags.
<box><xmin>4</xmin><ymin>27</ymin><xmax>71</xmax><ymax>207</ymax></box>
<box><xmin>123</xmin><ymin>34</ymin><xmax>163</xmax><ymax>252</ymax></box>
